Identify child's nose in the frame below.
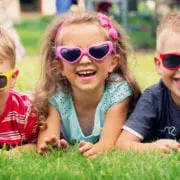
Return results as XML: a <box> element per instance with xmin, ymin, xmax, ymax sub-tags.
<box><xmin>79</xmin><ymin>55</ymin><xmax>92</xmax><ymax>65</ymax></box>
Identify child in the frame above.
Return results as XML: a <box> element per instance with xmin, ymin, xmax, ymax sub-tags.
<box><xmin>116</xmin><ymin>12</ymin><xmax>180</xmax><ymax>153</ymax></box>
<box><xmin>0</xmin><ymin>28</ymin><xmax>38</xmax><ymax>154</ymax></box>
<box><xmin>34</xmin><ymin>11</ymin><xmax>140</xmax><ymax>157</ymax></box>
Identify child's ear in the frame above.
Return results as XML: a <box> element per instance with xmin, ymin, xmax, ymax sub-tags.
<box><xmin>10</xmin><ymin>69</ymin><xmax>19</xmax><ymax>89</ymax></box>
<box><xmin>154</xmin><ymin>57</ymin><xmax>162</xmax><ymax>75</ymax></box>
<box><xmin>108</xmin><ymin>54</ymin><xmax>120</xmax><ymax>73</ymax></box>
<box><xmin>51</xmin><ymin>59</ymin><xmax>63</xmax><ymax>71</ymax></box>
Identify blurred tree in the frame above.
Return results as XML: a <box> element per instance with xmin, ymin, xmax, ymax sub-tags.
<box><xmin>128</xmin><ymin>0</ymin><xmax>138</xmax><ymax>11</ymax></box>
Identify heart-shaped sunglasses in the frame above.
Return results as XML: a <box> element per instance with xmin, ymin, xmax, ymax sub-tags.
<box><xmin>56</xmin><ymin>41</ymin><xmax>114</xmax><ymax>64</ymax></box>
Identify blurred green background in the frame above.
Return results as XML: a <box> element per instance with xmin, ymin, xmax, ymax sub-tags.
<box><xmin>15</xmin><ymin>14</ymin><xmax>155</xmax><ymax>57</ymax></box>
<box><xmin>15</xmin><ymin>0</ymin><xmax>180</xmax><ymax>92</ymax></box>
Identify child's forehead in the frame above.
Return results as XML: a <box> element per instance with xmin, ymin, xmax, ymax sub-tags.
<box><xmin>157</xmin><ymin>29</ymin><xmax>180</xmax><ymax>53</ymax></box>
<box><xmin>61</xmin><ymin>22</ymin><xmax>103</xmax><ymax>35</ymax></box>
<box><xmin>0</xmin><ymin>59</ymin><xmax>12</xmax><ymax>73</ymax></box>
<box><xmin>59</xmin><ymin>23</ymin><xmax>107</xmax><ymax>46</ymax></box>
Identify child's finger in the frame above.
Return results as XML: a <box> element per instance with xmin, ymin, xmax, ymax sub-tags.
<box><xmin>45</xmin><ymin>135</ymin><xmax>58</xmax><ymax>148</ymax></box>
<box><xmin>60</xmin><ymin>139</ymin><xmax>69</xmax><ymax>148</ymax></box>
<box><xmin>167</xmin><ymin>141</ymin><xmax>180</xmax><ymax>152</ymax></box>
<box><xmin>83</xmin><ymin>148</ymin><xmax>95</xmax><ymax>157</ymax></box>
<box><xmin>38</xmin><ymin>144</ymin><xmax>49</xmax><ymax>154</ymax></box>
<box><xmin>79</xmin><ymin>142</ymin><xmax>93</xmax><ymax>153</ymax></box>
<box><xmin>50</xmin><ymin>135</ymin><xmax>58</xmax><ymax>143</ymax></box>
<box><xmin>89</xmin><ymin>154</ymin><xmax>97</xmax><ymax>159</ymax></box>
<box><xmin>50</xmin><ymin>135</ymin><xmax>59</xmax><ymax>147</ymax></box>
<box><xmin>78</xmin><ymin>141</ymin><xmax>86</xmax><ymax>148</ymax></box>
<box><xmin>44</xmin><ymin>137</ymin><xmax>51</xmax><ymax>144</ymax></box>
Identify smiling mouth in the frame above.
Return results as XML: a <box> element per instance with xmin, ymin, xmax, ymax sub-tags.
<box><xmin>77</xmin><ymin>70</ymin><xmax>96</xmax><ymax>77</ymax></box>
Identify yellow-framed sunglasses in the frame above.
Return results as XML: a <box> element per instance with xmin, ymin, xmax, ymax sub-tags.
<box><xmin>0</xmin><ymin>69</ymin><xmax>14</xmax><ymax>91</ymax></box>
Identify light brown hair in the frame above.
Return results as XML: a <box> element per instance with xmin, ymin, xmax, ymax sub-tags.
<box><xmin>156</xmin><ymin>11</ymin><xmax>180</xmax><ymax>51</ymax></box>
<box><xmin>33</xmin><ymin>11</ymin><xmax>141</xmax><ymax>130</ymax></box>
<box><xmin>0</xmin><ymin>28</ymin><xmax>16</xmax><ymax>68</ymax></box>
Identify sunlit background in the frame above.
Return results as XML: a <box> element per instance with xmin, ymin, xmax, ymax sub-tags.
<box><xmin>3</xmin><ymin>0</ymin><xmax>179</xmax><ymax>91</ymax></box>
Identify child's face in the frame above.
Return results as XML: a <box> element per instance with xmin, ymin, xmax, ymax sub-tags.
<box><xmin>155</xmin><ymin>31</ymin><xmax>180</xmax><ymax>106</ymax></box>
<box><xmin>0</xmin><ymin>60</ymin><xmax>18</xmax><ymax>114</ymax></box>
<box><xmin>55</xmin><ymin>23</ymin><xmax>119</xmax><ymax>94</ymax></box>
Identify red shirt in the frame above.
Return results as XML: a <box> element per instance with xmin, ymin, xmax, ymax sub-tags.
<box><xmin>0</xmin><ymin>90</ymin><xmax>39</xmax><ymax>148</ymax></box>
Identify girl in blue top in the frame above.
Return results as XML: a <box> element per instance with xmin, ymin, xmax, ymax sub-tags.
<box><xmin>34</xmin><ymin>11</ymin><xmax>140</xmax><ymax>157</ymax></box>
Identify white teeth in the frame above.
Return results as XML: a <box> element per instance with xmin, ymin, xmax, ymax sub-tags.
<box><xmin>77</xmin><ymin>70</ymin><xmax>95</xmax><ymax>76</ymax></box>
<box><xmin>78</xmin><ymin>71</ymin><xmax>94</xmax><ymax>75</ymax></box>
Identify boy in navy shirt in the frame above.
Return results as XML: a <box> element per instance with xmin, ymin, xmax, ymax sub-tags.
<box><xmin>116</xmin><ymin>12</ymin><xmax>180</xmax><ymax>153</ymax></box>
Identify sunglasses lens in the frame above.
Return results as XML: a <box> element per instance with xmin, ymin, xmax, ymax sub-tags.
<box><xmin>164</xmin><ymin>55</ymin><xmax>180</xmax><ymax>69</ymax></box>
<box><xmin>0</xmin><ymin>75</ymin><xmax>7</xmax><ymax>88</ymax></box>
<box><xmin>89</xmin><ymin>44</ymin><xmax>109</xmax><ymax>59</ymax></box>
<box><xmin>61</xmin><ymin>48</ymin><xmax>81</xmax><ymax>62</ymax></box>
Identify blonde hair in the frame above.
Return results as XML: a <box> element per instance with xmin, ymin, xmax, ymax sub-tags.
<box><xmin>33</xmin><ymin>11</ymin><xmax>140</xmax><ymax>130</ymax></box>
<box><xmin>0</xmin><ymin>28</ymin><xmax>16</xmax><ymax>68</ymax></box>
<box><xmin>157</xmin><ymin>11</ymin><xmax>180</xmax><ymax>36</ymax></box>
<box><xmin>156</xmin><ymin>11</ymin><xmax>180</xmax><ymax>51</ymax></box>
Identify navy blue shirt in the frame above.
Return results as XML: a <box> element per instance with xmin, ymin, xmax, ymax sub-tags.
<box><xmin>124</xmin><ymin>81</ymin><xmax>180</xmax><ymax>142</ymax></box>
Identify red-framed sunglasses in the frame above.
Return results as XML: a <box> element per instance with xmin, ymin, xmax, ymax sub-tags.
<box><xmin>155</xmin><ymin>53</ymin><xmax>180</xmax><ymax>70</ymax></box>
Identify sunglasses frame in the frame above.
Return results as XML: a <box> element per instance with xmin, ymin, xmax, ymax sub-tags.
<box><xmin>0</xmin><ymin>69</ymin><xmax>14</xmax><ymax>91</ymax></box>
<box><xmin>56</xmin><ymin>41</ymin><xmax>114</xmax><ymax>64</ymax></box>
<box><xmin>157</xmin><ymin>53</ymin><xmax>180</xmax><ymax>70</ymax></box>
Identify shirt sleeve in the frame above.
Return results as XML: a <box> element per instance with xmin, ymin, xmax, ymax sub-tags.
<box><xmin>48</xmin><ymin>91</ymin><xmax>67</xmax><ymax>111</ymax></box>
<box><xmin>24</xmin><ymin>106</ymin><xmax>39</xmax><ymax>143</ymax></box>
<box><xmin>20</xmin><ymin>93</ymin><xmax>39</xmax><ymax>144</ymax></box>
<box><xmin>104</xmin><ymin>81</ymin><xmax>132</xmax><ymax>109</ymax></box>
<box><xmin>123</xmin><ymin>89</ymin><xmax>157</xmax><ymax>140</ymax></box>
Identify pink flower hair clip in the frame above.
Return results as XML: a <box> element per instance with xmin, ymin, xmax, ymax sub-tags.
<box><xmin>98</xmin><ymin>13</ymin><xmax>118</xmax><ymax>40</ymax></box>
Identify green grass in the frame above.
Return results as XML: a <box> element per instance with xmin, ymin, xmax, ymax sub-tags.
<box><xmin>0</xmin><ymin>147</ymin><xmax>179</xmax><ymax>179</ymax></box>
<box><xmin>16</xmin><ymin>56</ymin><xmax>40</xmax><ymax>92</ymax></box>
<box><xmin>129</xmin><ymin>52</ymin><xmax>159</xmax><ymax>90</ymax></box>
<box><xmin>15</xmin><ymin>16</ymin><xmax>51</xmax><ymax>56</ymax></box>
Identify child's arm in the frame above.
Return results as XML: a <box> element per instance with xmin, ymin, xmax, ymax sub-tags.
<box><xmin>0</xmin><ymin>144</ymin><xmax>37</xmax><ymax>157</ymax></box>
<box><xmin>116</xmin><ymin>130</ymin><xmax>180</xmax><ymax>153</ymax></box>
<box><xmin>37</xmin><ymin>103</ymin><xmax>68</xmax><ymax>154</ymax></box>
<box><xmin>79</xmin><ymin>97</ymin><xmax>131</xmax><ymax>157</ymax></box>
<box><xmin>115</xmin><ymin>86</ymin><xmax>180</xmax><ymax>153</ymax></box>
<box><xmin>7</xmin><ymin>144</ymin><xmax>37</xmax><ymax>155</ymax></box>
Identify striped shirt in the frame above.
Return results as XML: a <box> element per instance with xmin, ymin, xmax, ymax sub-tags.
<box><xmin>0</xmin><ymin>90</ymin><xmax>39</xmax><ymax>148</ymax></box>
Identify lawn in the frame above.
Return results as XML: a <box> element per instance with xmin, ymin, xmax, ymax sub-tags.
<box><xmin>0</xmin><ymin>147</ymin><xmax>179</xmax><ymax>180</ymax></box>
<box><xmin>1</xmin><ymin>16</ymin><xmax>178</xmax><ymax>180</ymax></box>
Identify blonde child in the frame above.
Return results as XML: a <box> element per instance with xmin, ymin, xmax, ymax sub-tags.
<box><xmin>116</xmin><ymin>12</ymin><xmax>180</xmax><ymax>153</ymax></box>
<box><xmin>34</xmin><ymin>11</ymin><xmax>140</xmax><ymax>157</ymax></box>
<box><xmin>0</xmin><ymin>28</ymin><xmax>38</xmax><ymax>154</ymax></box>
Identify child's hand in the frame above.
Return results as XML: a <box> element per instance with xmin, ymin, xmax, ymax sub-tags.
<box><xmin>38</xmin><ymin>135</ymin><xmax>69</xmax><ymax>154</ymax></box>
<box><xmin>150</xmin><ymin>139</ymin><xmax>180</xmax><ymax>153</ymax></box>
<box><xmin>78</xmin><ymin>141</ymin><xmax>97</xmax><ymax>158</ymax></box>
